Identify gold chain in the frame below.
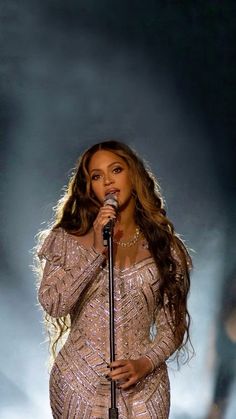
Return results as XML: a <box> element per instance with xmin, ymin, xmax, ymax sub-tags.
<box><xmin>114</xmin><ymin>227</ymin><xmax>141</xmax><ymax>247</ymax></box>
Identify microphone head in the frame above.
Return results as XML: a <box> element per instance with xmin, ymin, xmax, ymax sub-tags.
<box><xmin>103</xmin><ymin>193</ymin><xmax>119</xmax><ymax>210</ymax></box>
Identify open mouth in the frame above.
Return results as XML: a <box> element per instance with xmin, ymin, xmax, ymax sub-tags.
<box><xmin>105</xmin><ymin>189</ymin><xmax>120</xmax><ymax>196</ymax></box>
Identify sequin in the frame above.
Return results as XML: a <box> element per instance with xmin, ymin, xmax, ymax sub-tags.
<box><xmin>38</xmin><ymin>227</ymin><xmax>184</xmax><ymax>418</ymax></box>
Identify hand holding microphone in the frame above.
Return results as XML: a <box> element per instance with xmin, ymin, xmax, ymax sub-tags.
<box><xmin>93</xmin><ymin>193</ymin><xmax>119</xmax><ymax>253</ymax></box>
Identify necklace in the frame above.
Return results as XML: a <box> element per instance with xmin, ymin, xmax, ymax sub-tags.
<box><xmin>114</xmin><ymin>227</ymin><xmax>141</xmax><ymax>247</ymax></box>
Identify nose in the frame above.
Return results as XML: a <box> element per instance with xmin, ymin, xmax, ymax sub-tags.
<box><xmin>103</xmin><ymin>172</ymin><xmax>113</xmax><ymax>185</ymax></box>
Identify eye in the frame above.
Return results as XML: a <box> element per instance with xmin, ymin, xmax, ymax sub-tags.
<box><xmin>113</xmin><ymin>166</ymin><xmax>123</xmax><ymax>173</ymax></box>
<box><xmin>91</xmin><ymin>174</ymin><xmax>101</xmax><ymax>181</ymax></box>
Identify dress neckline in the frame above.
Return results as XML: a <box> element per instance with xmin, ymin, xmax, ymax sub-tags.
<box><xmin>64</xmin><ymin>229</ymin><xmax>155</xmax><ymax>273</ymax></box>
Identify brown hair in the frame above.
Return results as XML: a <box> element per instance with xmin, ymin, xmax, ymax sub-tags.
<box><xmin>36</xmin><ymin>140</ymin><xmax>193</xmax><ymax>364</ymax></box>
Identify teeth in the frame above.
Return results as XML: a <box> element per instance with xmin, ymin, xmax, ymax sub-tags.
<box><xmin>106</xmin><ymin>190</ymin><xmax>119</xmax><ymax>195</ymax></box>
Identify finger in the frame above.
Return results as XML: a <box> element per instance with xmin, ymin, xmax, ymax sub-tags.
<box><xmin>109</xmin><ymin>360</ymin><xmax>128</xmax><ymax>369</ymax></box>
<box><xmin>109</xmin><ymin>367</ymin><xmax>130</xmax><ymax>378</ymax></box>
<box><xmin>98</xmin><ymin>212</ymin><xmax>116</xmax><ymax>222</ymax></box>
<box><xmin>119</xmin><ymin>377</ymin><xmax>136</xmax><ymax>390</ymax></box>
<box><xmin>93</xmin><ymin>213</ymin><xmax>116</xmax><ymax>228</ymax></box>
<box><xmin>110</xmin><ymin>372</ymin><xmax>131</xmax><ymax>381</ymax></box>
<box><xmin>100</xmin><ymin>206</ymin><xmax>116</xmax><ymax>214</ymax></box>
<box><xmin>100</xmin><ymin>218</ymin><xmax>116</xmax><ymax>227</ymax></box>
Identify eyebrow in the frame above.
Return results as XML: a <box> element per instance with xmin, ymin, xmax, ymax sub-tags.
<box><xmin>89</xmin><ymin>161</ymin><xmax>124</xmax><ymax>174</ymax></box>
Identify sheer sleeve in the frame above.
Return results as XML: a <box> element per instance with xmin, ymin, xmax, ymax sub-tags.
<box><xmin>37</xmin><ymin>228</ymin><xmax>106</xmax><ymax>318</ymax></box>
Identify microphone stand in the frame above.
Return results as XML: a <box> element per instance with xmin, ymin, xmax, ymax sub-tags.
<box><xmin>103</xmin><ymin>220</ymin><xmax>119</xmax><ymax>419</ymax></box>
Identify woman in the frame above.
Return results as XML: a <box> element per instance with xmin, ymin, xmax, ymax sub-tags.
<box><xmin>36</xmin><ymin>140</ymin><xmax>192</xmax><ymax>418</ymax></box>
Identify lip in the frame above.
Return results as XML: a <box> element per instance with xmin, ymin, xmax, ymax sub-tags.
<box><xmin>105</xmin><ymin>189</ymin><xmax>120</xmax><ymax>196</ymax></box>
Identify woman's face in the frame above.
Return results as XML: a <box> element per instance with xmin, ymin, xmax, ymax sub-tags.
<box><xmin>88</xmin><ymin>150</ymin><xmax>134</xmax><ymax>209</ymax></box>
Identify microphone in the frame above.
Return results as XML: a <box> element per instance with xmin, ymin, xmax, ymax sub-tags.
<box><xmin>103</xmin><ymin>193</ymin><xmax>119</xmax><ymax>235</ymax></box>
<box><xmin>104</xmin><ymin>193</ymin><xmax>119</xmax><ymax>210</ymax></box>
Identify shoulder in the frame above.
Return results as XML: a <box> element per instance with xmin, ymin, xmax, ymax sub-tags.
<box><xmin>64</xmin><ymin>228</ymin><xmax>94</xmax><ymax>249</ymax></box>
<box><xmin>42</xmin><ymin>226</ymin><xmax>66</xmax><ymax>245</ymax></box>
<box><xmin>37</xmin><ymin>227</ymin><xmax>67</xmax><ymax>262</ymax></box>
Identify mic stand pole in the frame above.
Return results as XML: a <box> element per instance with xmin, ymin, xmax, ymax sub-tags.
<box><xmin>103</xmin><ymin>221</ymin><xmax>119</xmax><ymax>419</ymax></box>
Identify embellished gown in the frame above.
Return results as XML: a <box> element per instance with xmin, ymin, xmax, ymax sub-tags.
<box><xmin>38</xmin><ymin>227</ymin><xmax>184</xmax><ymax>419</ymax></box>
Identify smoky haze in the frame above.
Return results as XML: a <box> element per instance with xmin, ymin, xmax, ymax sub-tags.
<box><xmin>0</xmin><ymin>2</ymin><xmax>235</xmax><ymax>418</ymax></box>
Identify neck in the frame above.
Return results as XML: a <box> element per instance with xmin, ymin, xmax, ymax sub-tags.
<box><xmin>115</xmin><ymin>200</ymin><xmax>137</xmax><ymax>235</ymax></box>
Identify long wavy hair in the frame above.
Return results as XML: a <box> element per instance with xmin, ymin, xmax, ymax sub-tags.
<box><xmin>35</xmin><ymin>140</ymin><xmax>193</xmax><ymax>365</ymax></box>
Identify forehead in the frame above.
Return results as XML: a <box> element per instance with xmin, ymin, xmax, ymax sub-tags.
<box><xmin>88</xmin><ymin>150</ymin><xmax>127</xmax><ymax>171</ymax></box>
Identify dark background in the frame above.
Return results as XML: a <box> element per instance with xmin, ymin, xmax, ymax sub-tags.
<box><xmin>0</xmin><ymin>1</ymin><xmax>235</xmax><ymax>418</ymax></box>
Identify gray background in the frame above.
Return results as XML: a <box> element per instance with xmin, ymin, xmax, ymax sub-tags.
<box><xmin>0</xmin><ymin>1</ymin><xmax>235</xmax><ymax>418</ymax></box>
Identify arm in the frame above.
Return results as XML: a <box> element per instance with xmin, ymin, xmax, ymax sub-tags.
<box><xmin>38</xmin><ymin>228</ymin><xmax>106</xmax><ymax>318</ymax></box>
<box><xmin>143</xmin><ymin>299</ymin><xmax>184</xmax><ymax>371</ymax></box>
<box><xmin>144</xmin><ymin>244</ymin><xmax>191</xmax><ymax>371</ymax></box>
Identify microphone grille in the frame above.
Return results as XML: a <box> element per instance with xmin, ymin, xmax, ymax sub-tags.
<box><xmin>104</xmin><ymin>193</ymin><xmax>119</xmax><ymax>209</ymax></box>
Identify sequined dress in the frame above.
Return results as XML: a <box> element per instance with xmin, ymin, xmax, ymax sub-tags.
<box><xmin>38</xmin><ymin>227</ymin><xmax>183</xmax><ymax>419</ymax></box>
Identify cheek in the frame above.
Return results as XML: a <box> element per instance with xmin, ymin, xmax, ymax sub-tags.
<box><xmin>91</xmin><ymin>182</ymin><xmax>103</xmax><ymax>200</ymax></box>
<box><xmin>123</xmin><ymin>173</ymin><xmax>133</xmax><ymax>190</ymax></box>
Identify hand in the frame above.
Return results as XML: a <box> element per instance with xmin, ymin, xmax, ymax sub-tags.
<box><xmin>93</xmin><ymin>205</ymin><xmax>117</xmax><ymax>253</ymax></box>
<box><xmin>107</xmin><ymin>357</ymin><xmax>153</xmax><ymax>390</ymax></box>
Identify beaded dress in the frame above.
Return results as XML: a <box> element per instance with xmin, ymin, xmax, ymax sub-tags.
<box><xmin>38</xmin><ymin>227</ymin><xmax>185</xmax><ymax>419</ymax></box>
